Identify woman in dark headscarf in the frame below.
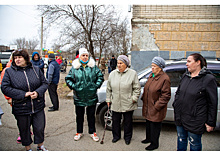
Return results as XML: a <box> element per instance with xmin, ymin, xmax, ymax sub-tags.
<box><xmin>141</xmin><ymin>56</ymin><xmax>171</xmax><ymax>150</ymax></box>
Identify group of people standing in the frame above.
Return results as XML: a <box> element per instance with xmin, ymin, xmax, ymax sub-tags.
<box><xmin>0</xmin><ymin>48</ymin><xmax>218</xmax><ymax>151</ymax></box>
<box><xmin>106</xmin><ymin>53</ymin><xmax>217</xmax><ymax>151</ymax></box>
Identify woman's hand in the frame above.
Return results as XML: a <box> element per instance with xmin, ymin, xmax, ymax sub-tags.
<box><xmin>8</xmin><ymin>98</ymin><xmax>12</xmax><ymax>104</ymax></box>
<box><xmin>205</xmin><ymin>124</ymin><xmax>214</xmax><ymax>132</ymax></box>
<box><xmin>8</xmin><ymin>99</ymin><xmax>12</xmax><ymax>106</ymax></box>
<box><xmin>30</xmin><ymin>91</ymin><xmax>38</xmax><ymax>99</ymax></box>
<box><xmin>25</xmin><ymin>92</ymin><xmax>34</xmax><ymax>97</ymax></box>
<box><xmin>25</xmin><ymin>91</ymin><xmax>38</xmax><ymax>99</ymax></box>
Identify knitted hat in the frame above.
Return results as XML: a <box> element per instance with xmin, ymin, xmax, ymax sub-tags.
<box><xmin>48</xmin><ymin>53</ymin><xmax>55</xmax><ymax>59</ymax></box>
<box><xmin>117</xmin><ymin>55</ymin><xmax>129</xmax><ymax>67</ymax></box>
<box><xmin>152</xmin><ymin>56</ymin><xmax>165</xmax><ymax>69</ymax></box>
<box><xmin>79</xmin><ymin>48</ymin><xmax>89</xmax><ymax>58</ymax></box>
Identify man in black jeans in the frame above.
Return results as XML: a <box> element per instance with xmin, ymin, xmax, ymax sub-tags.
<box><xmin>46</xmin><ymin>54</ymin><xmax>60</xmax><ymax>111</ymax></box>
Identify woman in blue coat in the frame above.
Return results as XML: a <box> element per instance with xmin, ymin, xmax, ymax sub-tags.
<box><xmin>1</xmin><ymin>49</ymin><xmax>48</xmax><ymax>151</ymax></box>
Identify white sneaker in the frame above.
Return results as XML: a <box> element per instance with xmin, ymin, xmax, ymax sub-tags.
<box><xmin>90</xmin><ymin>133</ymin><xmax>99</xmax><ymax>142</ymax></box>
<box><xmin>37</xmin><ymin>145</ymin><xmax>48</xmax><ymax>151</ymax></box>
<box><xmin>74</xmin><ymin>133</ymin><xmax>83</xmax><ymax>141</ymax></box>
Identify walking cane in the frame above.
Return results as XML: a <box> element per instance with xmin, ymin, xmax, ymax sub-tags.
<box><xmin>100</xmin><ymin>104</ymin><xmax>110</xmax><ymax>144</ymax></box>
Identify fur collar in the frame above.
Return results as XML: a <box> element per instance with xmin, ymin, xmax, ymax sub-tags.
<box><xmin>72</xmin><ymin>58</ymin><xmax>96</xmax><ymax>69</ymax></box>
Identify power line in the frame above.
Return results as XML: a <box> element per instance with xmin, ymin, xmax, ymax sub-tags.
<box><xmin>5</xmin><ymin>5</ymin><xmax>40</xmax><ymax>21</ymax></box>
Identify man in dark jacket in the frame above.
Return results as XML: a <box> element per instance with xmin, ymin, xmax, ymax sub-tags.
<box><xmin>46</xmin><ymin>53</ymin><xmax>60</xmax><ymax>111</ymax></box>
<box><xmin>110</xmin><ymin>55</ymin><xmax>117</xmax><ymax>71</ymax></box>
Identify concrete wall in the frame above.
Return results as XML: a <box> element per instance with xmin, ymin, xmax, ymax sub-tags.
<box><xmin>131</xmin><ymin>50</ymin><xmax>216</xmax><ymax>72</ymax></box>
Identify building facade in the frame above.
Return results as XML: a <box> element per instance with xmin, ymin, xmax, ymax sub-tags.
<box><xmin>131</xmin><ymin>5</ymin><xmax>220</xmax><ymax>57</ymax></box>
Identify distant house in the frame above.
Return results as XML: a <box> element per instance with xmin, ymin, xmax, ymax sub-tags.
<box><xmin>0</xmin><ymin>45</ymin><xmax>10</xmax><ymax>52</ymax></box>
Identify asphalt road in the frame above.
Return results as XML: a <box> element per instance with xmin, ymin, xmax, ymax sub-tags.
<box><xmin>0</xmin><ymin>67</ymin><xmax>220</xmax><ymax>151</ymax></box>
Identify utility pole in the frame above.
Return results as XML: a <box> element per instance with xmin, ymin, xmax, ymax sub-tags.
<box><xmin>40</xmin><ymin>16</ymin><xmax>43</xmax><ymax>56</ymax></box>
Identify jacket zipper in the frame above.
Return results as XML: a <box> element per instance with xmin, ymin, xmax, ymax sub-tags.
<box><xmin>119</xmin><ymin>73</ymin><xmax>122</xmax><ymax>110</ymax></box>
<box><xmin>82</xmin><ymin>67</ymin><xmax>87</xmax><ymax>102</ymax></box>
<box><xmin>23</xmin><ymin>70</ymin><xmax>34</xmax><ymax>113</ymax></box>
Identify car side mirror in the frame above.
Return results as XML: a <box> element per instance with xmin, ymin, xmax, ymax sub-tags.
<box><xmin>140</xmin><ymin>78</ymin><xmax>148</xmax><ymax>87</ymax></box>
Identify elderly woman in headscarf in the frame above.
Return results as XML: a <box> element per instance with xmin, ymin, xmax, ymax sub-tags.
<box><xmin>141</xmin><ymin>56</ymin><xmax>171</xmax><ymax>150</ymax></box>
<box><xmin>106</xmin><ymin>55</ymin><xmax>141</xmax><ymax>145</ymax></box>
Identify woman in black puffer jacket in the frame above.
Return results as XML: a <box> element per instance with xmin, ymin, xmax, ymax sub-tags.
<box><xmin>173</xmin><ymin>53</ymin><xmax>218</xmax><ymax>151</ymax></box>
<box><xmin>1</xmin><ymin>50</ymin><xmax>48</xmax><ymax>151</ymax></box>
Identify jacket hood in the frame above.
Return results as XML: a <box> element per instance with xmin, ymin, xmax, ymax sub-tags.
<box><xmin>72</xmin><ymin>57</ymin><xmax>96</xmax><ymax>69</ymax></box>
<box><xmin>32</xmin><ymin>52</ymin><xmax>40</xmax><ymax>61</ymax></box>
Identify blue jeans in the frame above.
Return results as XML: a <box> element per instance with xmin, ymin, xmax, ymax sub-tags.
<box><xmin>176</xmin><ymin>126</ymin><xmax>202</xmax><ymax>151</ymax></box>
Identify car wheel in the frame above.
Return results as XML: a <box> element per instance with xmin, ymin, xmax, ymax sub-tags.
<box><xmin>99</xmin><ymin>105</ymin><xmax>113</xmax><ymax>130</ymax></box>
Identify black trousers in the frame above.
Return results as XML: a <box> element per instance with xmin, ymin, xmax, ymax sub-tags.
<box><xmin>14</xmin><ymin>110</ymin><xmax>45</xmax><ymax>146</ymax></box>
<box><xmin>48</xmin><ymin>83</ymin><xmax>59</xmax><ymax>110</ymax></box>
<box><xmin>112</xmin><ymin>110</ymin><xmax>134</xmax><ymax>141</ymax></box>
<box><xmin>75</xmin><ymin>105</ymin><xmax>96</xmax><ymax>134</ymax></box>
<box><xmin>145</xmin><ymin>119</ymin><xmax>162</xmax><ymax>147</ymax></box>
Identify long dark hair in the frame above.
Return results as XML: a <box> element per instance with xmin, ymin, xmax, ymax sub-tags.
<box><xmin>189</xmin><ymin>53</ymin><xmax>207</xmax><ymax>69</ymax></box>
<box><xmin>12</xmin><ymin>49</ymin><xmax>31</xmax><ymax>66</ymax></box>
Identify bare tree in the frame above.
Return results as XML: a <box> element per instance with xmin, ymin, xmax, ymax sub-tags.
<box><xmin>38</xmin><ymin>5</ymin><xmax>94</xmax><ymax>59</ymax></box>
<box><xmin>12</xmin><ymin>38</ymin><xmax>39</xmax><ymax>54</ymax></box>
<box><xmin>13</xmin><ymin>37</ymin><xmax>26</xmax><ymax>49</ymax></box>
<box><xmin>38</xmin><ymin>5</ymin><xmax>121</xmax><ymax>58</ymax></box>
<box><xmin>92</xmin><ymin>6</ymin><xmax>120</xmax><ymax>66</ymax></box>
<box><xmin>113</xmin><ymin>18</ymin><xmax>131</xmax><ymax>55</ymax></box>
<box><xmin>38</xmin><ymin>5</ymin><xmax>131</xmax><ymax>65</ymax></box>
<box><xmin>27</xmin><ymin>39</ymin><xmax>39</xmax><ymax>54</ymax></box>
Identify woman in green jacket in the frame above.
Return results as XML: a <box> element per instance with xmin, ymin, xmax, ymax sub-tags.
<box><xmin>106</xmin><ymin>55</ymin><xmax>141</xmax><ymax>145</ymax></box>
<box><xmin>65</xmin><ymin>48</ymin><xmax>104</xmax><ymax>142</ymax></box>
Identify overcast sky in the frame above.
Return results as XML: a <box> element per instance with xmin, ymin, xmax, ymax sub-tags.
<box><xmin>0</xmin><ymin>5</ymin><xmax>132</xmax><ymax>50</ymax></box>
<box><xmin>0</xmin><ymin>1</ymin><xmax>218</xmax><ymax>50</ymax></box>
<box><xmin>0</xmin><ymin>5</ymin><xmax>41</xmax><ymax>46</ymax></box>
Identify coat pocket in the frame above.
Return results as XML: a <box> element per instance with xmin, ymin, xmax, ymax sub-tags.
<box><xmin>12</xmin><ymin>98</ymin><xmax>31</xmax><ymax>114</ymax></box>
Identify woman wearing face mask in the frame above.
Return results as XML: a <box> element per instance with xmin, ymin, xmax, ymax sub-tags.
<box><xmin>106</xmin><ymin>55</ymin><xmax>141</xmax><ymax>145</ymax></box>
<box><xmin>141</xmin><ymin>56</ymin><xmax>171</xmax><ymax>150</ymax></box>
<box><xmin>173</xmin><ymin>53</ymin><xmax>218</xmax><ymax>151</ymax></box>
<box><xmin>65</xmin><ymin>48</ymin><xmax>104</xmax><ymax>142</ymax></box>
